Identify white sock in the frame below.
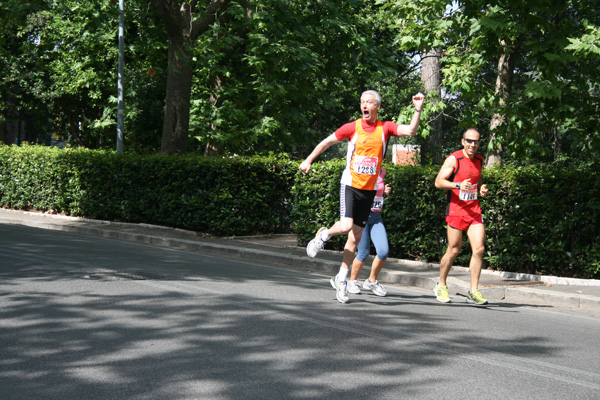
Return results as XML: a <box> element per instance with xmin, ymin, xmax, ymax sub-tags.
<box><xmin>320</xmin><ymin>230</ymin><xmax>330</xmax><ymax>242</ymax></box>
<box><xmin>336</xmin><ymin>268</ymin><xmax>349</xmax><ymax>282</ymax></box>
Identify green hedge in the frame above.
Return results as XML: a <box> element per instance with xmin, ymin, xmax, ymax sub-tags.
<box><xmin>481</xmin><ymin>164</ymin><xmax>600</xmax><ymax>279</ymax></box>
<box><xmin>291</xmin><ymin>160</ymin><xmax>600</xmax><ymax>280</ymax></box>
<box><xmin>0</xmin><ymin>145</ymin><xmax>296</xmax><ymax>236</ymax></box>
<box><xmin>1</xmin><ymin>145</ymin><xmax>598</xmax><ymax>279</ymax></box>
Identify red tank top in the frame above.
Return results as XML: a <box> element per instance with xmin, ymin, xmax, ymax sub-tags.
<box><xmin>445</xmin><ymin>150</ymin><xmax>484</xmax><ymax>217</ymax></box>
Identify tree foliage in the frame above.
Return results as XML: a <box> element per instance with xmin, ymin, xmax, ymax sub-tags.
<box><xmin>1</xmin><ymin>0</ymin><xmax>598</xmax><ymax>164</ymax></box>
<box><xmin>1</xmin><ymin>0</ymin><xmax>167</xmax><ymax>151</ymax></box>
<box><xmin>189</xmin><ymin>0</ymin><xmax>418</xmax><ymax>156</ymax></box>
<box><xmin>379</xmin><ymin>0</ymin><xmax>600</xmax><ymax>165</ymax></box>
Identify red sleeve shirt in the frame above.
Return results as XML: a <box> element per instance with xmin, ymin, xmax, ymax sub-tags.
<box><xmin>335</xmin><ymin>119</ymin><xmax>399</xmax><ymax>141</ymax></box>
<box><xmin>335</xmin><ymin>119</ymin><xmax>399</xmax><ymax>190</ymax></box>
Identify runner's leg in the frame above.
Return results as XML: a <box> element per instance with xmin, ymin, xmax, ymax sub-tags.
<box><xmin>368</xmin><ymin>219</ymin><xmax>388</xmax><ymax>282</ymax></box>
<box><xmin>465</xmin><ymin>223</ymin><xmax>485</xmax><ymax>292</ymax></box>
<box><xmin>350</xmin><ymin>218</ymin><xmax>372</xmax><ymax>281</ymax></box>
<box><xmin>439</xmin><ymin>224</ymin><xmax>463</xmax><ymax>286</ymax></box>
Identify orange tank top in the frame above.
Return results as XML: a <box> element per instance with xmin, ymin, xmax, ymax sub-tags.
<box><xmin>340</xmin><ymin>119</ymin><xmax>386</xmax><ymax>191</ymax></box>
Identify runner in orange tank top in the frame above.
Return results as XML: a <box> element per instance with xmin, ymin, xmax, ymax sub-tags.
<box><xmin>299</xmin><ymin>90</ymin><xmax>425</xmax><ymax>303</ymax></box>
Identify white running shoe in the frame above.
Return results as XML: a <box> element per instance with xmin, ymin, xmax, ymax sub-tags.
<box><xmin>306</xmin><ymin>227</ymin><xmax>327</xmax><ymax>257</ymax></box>
<box><xmin>347</xmin><ymin>280</ymin><xmax>361</xmax><ymax>294</ymax></box>
<box><xmin>363</xmin><ymin>279</ymin><xmax>387</xmax><ymax>297</ymax></box>
<box><xmin>329</xmin><ymin>276</ymin><xmax>349</xmax><ymax>303</ymax></box>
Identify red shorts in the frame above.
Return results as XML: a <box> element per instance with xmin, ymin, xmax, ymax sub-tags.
<box><xmin>446</xmin><ymin>215</ymin><xmax>483</xmax><ymax>231</ymax></box>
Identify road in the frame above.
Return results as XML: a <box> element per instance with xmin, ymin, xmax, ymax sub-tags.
<box><xmin>1</xmin><ymin>223</ymin><xmax>599</xmax><ymax>400</ymax></box>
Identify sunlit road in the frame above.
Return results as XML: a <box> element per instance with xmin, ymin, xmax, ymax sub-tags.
<box><xmin>1</xmin><ymin>223</ymin><xmax>600</xmax><ymax>400</ymax></box>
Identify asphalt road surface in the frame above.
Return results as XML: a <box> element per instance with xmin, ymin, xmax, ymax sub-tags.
<box><xmin>1</xmin><ymin>223</ymin><xmax>600</xmax><ymax>400</ymax></box>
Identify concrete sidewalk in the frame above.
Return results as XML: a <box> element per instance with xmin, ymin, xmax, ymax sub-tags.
<box><xmin>1</xmin><ymin>208</ymin><xmax>599</xmax><ymax>315</ymax></box>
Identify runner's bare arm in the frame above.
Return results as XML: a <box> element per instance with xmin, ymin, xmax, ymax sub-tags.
<box><xmin>299</xmin><ymin>133</ymin><xmax>339</xmax><ymax>173</ymax></box>
<box><xmin>396</xmin><ymin>93</ymin><xmax>425</xmax><ymax>137</ymax></box>
<box><xmin>434</xmin><ymin>156</ymin><xmax>459</xmax><ymax>190</ymax></box>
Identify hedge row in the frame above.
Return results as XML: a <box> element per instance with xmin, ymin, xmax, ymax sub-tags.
<box><xmin>1</xmin><ymin>145</ymin><xmax>598</xmax><ymax>279</ymax></box>
<box><xmin>290</xmin><ymin>160</ymin><xmax>600</xmax><ymax>280</ymax></box>
<box><xmin>0</xmin><ymin>145</ymin><xmax>296</xmax><ymax>236</ymax></box>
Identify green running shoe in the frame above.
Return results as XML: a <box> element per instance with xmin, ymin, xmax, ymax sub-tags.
<box><xmin>467</xmin><ymin>289</ymin><xmax>488</xmax><ymax>305</ymax></box>
<box><xmin>434</xmin><ymin>283</ymin><xmax>451</xmax><ymax>303</ymax></box>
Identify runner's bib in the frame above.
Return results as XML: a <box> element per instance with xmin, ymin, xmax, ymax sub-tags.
<box><xmin>352</xmin><ymin>155</ymin><xmax>378</xmax><ymax>175</ymax></box>
<box><xmin>459</xmin><ymin>184</ymin><xmax>478</xmax><ymax>201</ymax></box>
<box><xmin>371</xmin><ymin>196</ymin><xmax>384</xmax><ymax>212</ymax></box>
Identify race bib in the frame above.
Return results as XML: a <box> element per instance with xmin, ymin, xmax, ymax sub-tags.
<box><xmin>371</xmin><ymin>196</ymin><xmax>384</xmax><ymax>212</ymax></box>
<box><xmin>459</xmin><ymin>184</ymin><xmax>478</xmax><ymax>201</ymax></box>
<box><xmin>352</xmin><ymin>155</ymin><xmax>378</xmax><ymax>175</ymax></box>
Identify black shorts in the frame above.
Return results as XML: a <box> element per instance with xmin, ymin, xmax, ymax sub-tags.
<box><xmin>340</xmin><ymin>184</ymin><xmax>376</xmax><ymax>228</ymax></box>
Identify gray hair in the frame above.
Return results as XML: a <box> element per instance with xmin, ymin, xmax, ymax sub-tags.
<box><xmin>361</xmin><ymin>90</ymin><xmax>381</xmax><ymax>106</ymax></box>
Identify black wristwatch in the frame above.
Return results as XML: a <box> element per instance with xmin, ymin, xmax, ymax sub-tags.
<box><xmin>455</xmin><ymin>182</ymin><xmax>461</xmax><ymax>190</ymax></box>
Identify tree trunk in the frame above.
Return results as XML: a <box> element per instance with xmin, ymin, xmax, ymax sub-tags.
<box><xmin>486</xmin><ymin>39</ymin><xmax>516</xmax><ymax>168</ymax></box>
<box><xmin>204</xmin><ymin>71</ymin><xmax>224</xmax><ymax>156</ymax></box>
<box><xmin>204</xmin><ymin>1</ymin><xmax>251</xmax><ymax>156</ymax></box>
<box><xmin>0</xmin><ymin>122</ymin><xmax>6</xmax><ymax>144</ymax></box>
<box><xmin>420</xmin><ymin>48</ymin><xmax>442</xmax><ymax>164</ymax></box>
<box><xmin>161</xmin><ymin>38</ymin><xmax>193</xmax><ymax>155</ymax></box>
<box><xmin>150</xmin><ymin>0</ymin><xmax>232</xmax><ymax>155</ymax></box>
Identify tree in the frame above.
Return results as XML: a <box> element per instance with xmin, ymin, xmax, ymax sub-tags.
<box><xmin>471</xmin><ymin>0</ymin><xmax>600</xmax><ymax>165</ymax></box>
<box><xmin>0</xmin><ymin>0</ymin><xmax>50</xmax><ymax>145</ymax></box>
<box><xmin>1</xmin><ymin>0</ymin><xmax>419</xmax><ymax>156</ymax></box>
<box><xmin>6</xmin><ymin>0</ymin><xmax>596</xmax><ymax>163</ymax></box>
<box><xmin>376</xmin><ymin>0</ymin><xmax>457</xmax><ymax>160</ymax></box>
<box><xmin>420</xmin><ymin>48</ymin><xmax>443</xmax><ymax>164</ymax></box>
<box><xmin>380</xmin><ymin>0</ymin><xmax>600</xmax><ymax>165</ymax></box>
<box><xmin>0</xmin><ymin>0</ymin><xmax>168</xmax><ymax>151</ymax></box>
<box><xmin>485</xmin><ymin>38</ymin><xmax>515</xmax><ymax>168</ymax></box>
<box><xmin>189</xmin><ymin>0</ymin><xmax>418</xmax><ymax>157</ymax></box>
<box><xmin>149</xmin><ymin>0</ymin><xmax>232</xmax><ymax>155</ymax></box>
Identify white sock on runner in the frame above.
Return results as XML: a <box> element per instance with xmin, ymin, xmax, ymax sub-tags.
<box><xmin>336</xmin><ymin>268</ymin><xmax>349</xmax><ymax>282</ymax></box>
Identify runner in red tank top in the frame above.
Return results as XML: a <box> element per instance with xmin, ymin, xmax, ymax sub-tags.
<box><xmin>433</xmin><ymin>128</ymin><xmax>491</xmax><ymax>305</ymax></box>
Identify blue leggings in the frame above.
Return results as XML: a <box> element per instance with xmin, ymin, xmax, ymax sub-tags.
<box><xmin>356</xmin><ymin>212</ymin><xmax>389</xmax><ymax>262</ymax></box>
